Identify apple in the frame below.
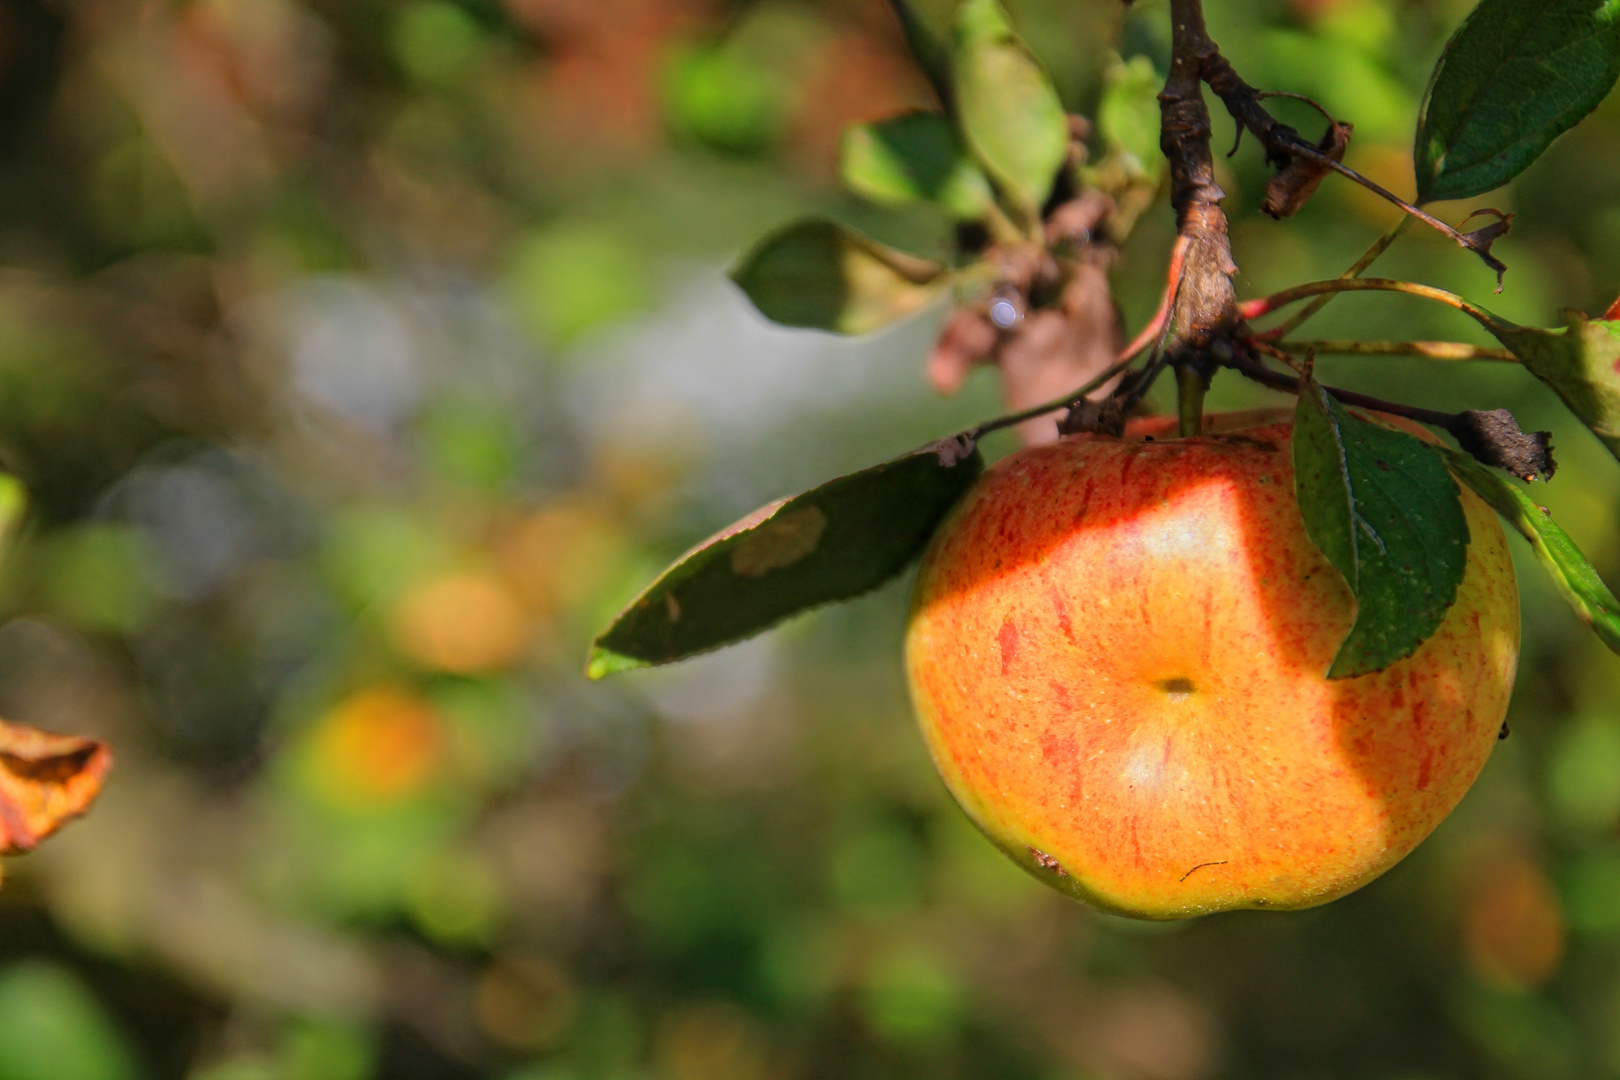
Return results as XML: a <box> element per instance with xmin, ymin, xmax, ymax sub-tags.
<box><xmin>904</xmin><ymin>411</ymin><xmax>1520</xmax><ymax>919</ymax></box>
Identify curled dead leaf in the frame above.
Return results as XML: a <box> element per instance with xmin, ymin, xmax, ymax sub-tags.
<box><xmin>1458</xmin><ymin>208</ymin><xmax>1514</xmax><ymax>291</ymax></box>
<box><xmin>1261</xmin><ymin>121</ymin><xmax>1351</xmax><ymax>220</ymax></box>
<box><xmin>1449</xmin><ymin>408</ymin><xmax>1555</xmax><ymax>480</ymax></box>
<box><xmin>0</xmin><ymin>719</ymin><xmax>111</xmax><ymax>860</ymax></box>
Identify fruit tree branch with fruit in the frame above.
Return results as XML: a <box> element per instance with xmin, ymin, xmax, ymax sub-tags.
<box><xmin>588</xmin><ymin>0</ymin><xmax>1620</xmax><ymax>919</ymax></box>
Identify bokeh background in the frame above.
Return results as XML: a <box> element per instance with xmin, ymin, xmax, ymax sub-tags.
<box><xmin>0</xmin><ymin>0</ymin><xmax>1618</xmax><ymax>1077</ymax></box>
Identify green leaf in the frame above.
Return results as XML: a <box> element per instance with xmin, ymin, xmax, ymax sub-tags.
<box><xmin>730</xmin><ymin>219</ymin><xmax>948</xmax><ymax>334</ymax></box>
<box><xmin>0</xmin><ymin>473</ymin><xmax>27</xmax><ymax>564</ymax></box>
<box><xmin>587</xmin><ymin>437</ymin><xmax>984</xmax><ymax>676</ymax></box>
<box><xmin>951</xmin><ymin>0</ymin><xmax>1069</xmax><ymax>219</ymax></box>
<box><xmin>1487</xmin><ymin>312</ymin><xmax>1620</xmax><ymax>464</ymax></box>
<box><xmin>885</xmin><ymin>0</ymin><xmax>954</xmax><ymax>110</ymax></box>
<box><xmin>1097</xmin><ymin>53</ymin><xmax>1165</xmax><ymax>185</ymax></box>
<box><xmin>1414</xmin><ymin>0</ymin><xmax>1620</xmax><ymax>203</ymax></box>
<box><xmin>1441</xmin><ymin>448</ymin><xmax>1620</xmax><ymax>656</ymax></box>
<box><xmin>840</xmin><ymin>112</ymin><xmax>994</xmax><ymax>220</ymax></box>
<box><xmin>1293</xmin><ymin>375</ymin><xmax>1471</xmax><ymax>678</ymax></box>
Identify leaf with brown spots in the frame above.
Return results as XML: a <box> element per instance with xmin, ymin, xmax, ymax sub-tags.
<box><xmin>0</xmin><ymin>720</ymin><xmax>111</xmax><ymax>864</ymax></box>
<box><xmin>587</xmin><ymin>438</ymin><xmax>984</xmax><ymax>676</ymax></box>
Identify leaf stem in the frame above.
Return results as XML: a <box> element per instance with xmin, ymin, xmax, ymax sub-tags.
<box><xmin>981</xmin><ymin>198</ymin><xmax>1032</xmax><ymax>248</ymax></box>
<box><xmin>1239</xmin><ymin>277</ymin><xmax>1506</xmax><ymax>332</ymax></box>
<box><xmin>1260</xmin><ymin>214</ymin><xmax>1413</xmax><ymax>339</ymax></box>
<box><xmin>1273</xmin><ymin>338</ymin><xmax>1515</xmax><ymax>362</ymax></box>
<box><xmin>1226</xmin><ymin>350</ymin><xmax>1456</xmax><ymax>427</ymax></box>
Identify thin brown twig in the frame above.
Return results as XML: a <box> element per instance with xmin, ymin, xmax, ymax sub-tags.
<box><xmin>971</xmin><ymin>354</ymin><xmax>1141</xmax><ymax>438</ymax></box>
<box><xmin>1200</xmin><ymin>51</ymin><xmax>1506</xmax><ymax>285</ymax></box>
<box><xmin>970</xmin><ymin>255</ymin><xmax>1189</xmax><ymax>441</ymax></box>
<box><xmin>1225</xmin><ymin>347</ymin><xmax>1555</xmax><ymax>478</ymax></box>
<box><xmin>1227</xmin><ymin>349</ymin><xmax>1459</xmax><ymax>428</ymax></box>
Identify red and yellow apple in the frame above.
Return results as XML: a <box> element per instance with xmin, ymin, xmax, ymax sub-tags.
<box><xmin>905</xmin><ymin>412</ymin><xmax>1519</xmax><ymax>919</ymax></box>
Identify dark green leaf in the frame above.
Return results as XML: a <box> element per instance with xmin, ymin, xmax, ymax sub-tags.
<box><xmin>1293</xmin><ymin>375</ymin><xmax>1470</xmax><ymax>679</ymax></box>
<box><xmin>730</xmin><ymin>220</ymin><xmax>948</xmax><ymax>334</ymax></box>
<box><xmin>884</xmin><ymin>0</ymin><xmax>954</xmax><ymax>111</ymax></box>
<box><xmin>1414</xmin><ymin>0</ymin><xmax>1620</xmax><ymax>203</ymax></box>
<box><xmin>951</xmin><ymin>0</ymin><xmax>1069</xmax><ymax>219</ymax></box>
<box><xmin>1097</xmin><ymin>54</ymin><xmax>1164</xmax><ymax>186</ymax></box>
<box><xmin>1441</xmin><ymin>447</ymin><xmax>1620</xmax><ymax>656</ymax></box>
<box><xmin>1488</xmin><ymin>312</ymin><xmax>1620</xmax><ymax>464</ymax></box>
<box><xmin>587</xmin><ymin>437</ymin><xmax>985</xmax><ymax>677</ymax></box>
<box><xmin>840</xmin><ymin>112</ymin><xmax>994</xmax><ymax>220</ymax></box>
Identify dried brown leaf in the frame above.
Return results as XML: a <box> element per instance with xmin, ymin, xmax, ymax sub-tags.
<box><xmin>0</xmin><ymin>720</ymin><xmax>111</xmax><ymax>857</ymax></box>
<box><xmin>1261</xmin><ymin>121</ymin><xmax>1352</xmax><ymax>220</ymax></box>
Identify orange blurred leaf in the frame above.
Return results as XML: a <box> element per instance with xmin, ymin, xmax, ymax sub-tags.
<box><xmin>0</xmin><ymin>720</ymin><xmax>112</xmax><ymax>856</ymax></box>
<box><xmin>309</xmin><ymin>687</ymin><xmax>445</xmax><ymax>808</ymax></box>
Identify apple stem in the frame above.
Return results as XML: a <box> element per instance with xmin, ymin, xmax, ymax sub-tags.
<box><xmin>1176</xmin><ymin>363</ymin><xmax>1206</xmax><ymax>437</ymax></box>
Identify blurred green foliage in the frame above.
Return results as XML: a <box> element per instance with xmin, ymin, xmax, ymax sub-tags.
<box><xmin>0</xmin><ymin>0</ymin><xmax>1618</xmax><ymax>1078</ymax></box>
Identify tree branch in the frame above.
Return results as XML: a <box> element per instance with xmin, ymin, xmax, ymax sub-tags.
<box><xmin>1200</xmin><ymin>52</ymin><xmax>1508</xmax><ymax>287</ymax></box>
<box><xmin>1159</xmin><ymin>0</ymin><xmax>1236</xmax><ymax>436</ymax></box>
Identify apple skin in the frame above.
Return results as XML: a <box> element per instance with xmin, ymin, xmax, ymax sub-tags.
<box><xmin>904</xmin><ymin>415</ymin><xmax>1519</xmax><ymax>919</ymax></box>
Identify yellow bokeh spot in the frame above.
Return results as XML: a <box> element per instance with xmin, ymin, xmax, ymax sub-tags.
<box><xmin>474</xmin><ymin>955</ymin><xmax>577</xmax><ymax>1052</ymax></box>
<box><xmin>308</xmin><ymin>686</ymin><xmax>445</xmax><ymax>809</ymax></box>
<box><xmin>1464</xmin><ymin>849</ymin><xmax>1567</xmax><ymax>991</ymax></box>
<box><xmin>1340</xmin><ymin>144</ymin><xmax>1415</xmax><ymax>227</ymax></box>
<box><xmin>391</xmin><ymin>572</ymin><xmax>531</xmax><ymax>674</ymax></box>
<box><xmin>494</xmin><ymin>500</ymin><xmax>625</xmax><ymax>615</ymax></box>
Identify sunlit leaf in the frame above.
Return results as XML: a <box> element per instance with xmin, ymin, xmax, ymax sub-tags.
<box><xmin>1293</xmin><ymin>375</ymin><xmax>1470</xmax><ymax>678</ymax></box>
<box><xmin>0</xmin><ymin>962</ymin><xmax>137</xmax><ymax>1080</ymax></box>
<box><xmin>951</xmin><ymin>0</ymin><xmax>1069</xmax><ymax>219</ymax></box>
<box><xmin>840</xmin><ymin>112</ymin><xmax>994</xmax><ymax>220</ymax></box>
<box><xmin>664</xmin><ymin>42</ymin><xmax>787</xmax><ymax>156</ymax></box>
<box><xmin>588</xmin><ymin>437</ymin><xmax>984</xmax><ymax>676</ymax></box>
<box><xmin>392</xmin><ymin>1</ymin><xmax>485</xmax><ymax>85</ymax></box>
<box><xmin>1441</xmin><ymin>447</ymin><xmax>1620</xmax><ymax>656</ymax></box>
<box><xmin>1488</xmin><ymin>312</ymin><xmax>1620</xmax><ymax>464</ymax></box>
<box><xmin>0</xmin><ymin>474</ymin><xmax>26</xmax><ymax>565</ymax></box>
<box><xmin>1415</xmin><ymin>0</ymin><xmax>1620</xmax><ymax>203</ymax></box>
<box><xmin>504</xmin><ymin>224</ymin><xmax>652</xmax><ymax>349</ymax></box>
<box><xmin>731</xmin><ymin>219</ymin><xmax>948</xmax><ymax>334</ymax></box>
<box><xmin>0</xmin><ymin>720</ymin><xmax>111</xmax><ymax>859</ymax></box>
<box><xmin>1097</xmin><ymin>53</ymin><xmax>1164</xmax><ymax>185</ymax></box>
